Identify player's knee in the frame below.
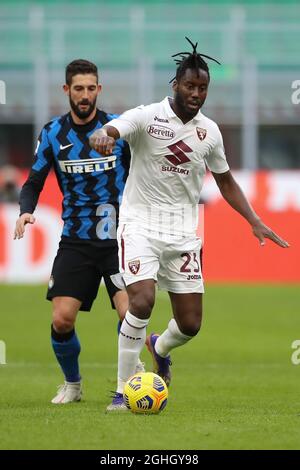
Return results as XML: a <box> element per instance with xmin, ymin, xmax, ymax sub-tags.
<box><xmin>52</xmin><ymin>309</ymin><xmax>75</xmax><ymax>333</ymax></box>
<box><xmin>179</xmin><ymin>317</ymin><xmax>202</xmax><ymax>337</ymax></box>
<box><xmin>129</xmin><ymin>292</ymin><xmax>155</xmax><ymax>317</ymax></box>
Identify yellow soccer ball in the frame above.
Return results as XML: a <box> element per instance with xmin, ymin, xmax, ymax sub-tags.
<box><xmin>123</xmin><ymin>372</ymin><xmax>168</xmax><ymax>414</ymax></box>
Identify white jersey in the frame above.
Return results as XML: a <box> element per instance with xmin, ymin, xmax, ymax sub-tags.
<box><xmin>109</xmin><ymin>97</ymin><xmax>229</xmax><ymax>237</ymax></box>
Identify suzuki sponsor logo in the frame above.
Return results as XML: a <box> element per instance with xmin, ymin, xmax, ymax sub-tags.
<box><xmin>161</xmin><ymin>165</ymin><xmax>190</xmax><ymax>176</ymax></box>
<box><xmin>147</xmin><ymin>124</ymin><xmax>175</xmax><ymax>140</ymax></box>
<box><xmin>59</xmin><ymin>156</ymin><xmax>116</xmax><ymax>174</ymax></box>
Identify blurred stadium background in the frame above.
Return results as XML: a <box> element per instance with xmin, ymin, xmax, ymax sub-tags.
<box><xmin>0</xmin><ymin>0</ymin><xmax>299</xmax><ymax>283</ymax></box>
<box><xmin>0</xmin><ymin>0</ymin><xmax>300</xmax><ymax>450</ymax></box>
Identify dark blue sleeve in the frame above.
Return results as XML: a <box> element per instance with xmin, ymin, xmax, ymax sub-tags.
<box><xmin>19</xmin><ymin>127</ymin><xmax>53</xmax><ymax>215</ymax></box>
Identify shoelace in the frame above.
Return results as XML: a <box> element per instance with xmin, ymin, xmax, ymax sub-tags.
<box><xmin>57</xmin><ymin>383</ymin><xmax>67</xmax><ymax>393</ymax></box>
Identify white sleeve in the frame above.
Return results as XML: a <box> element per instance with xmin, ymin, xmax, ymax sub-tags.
<box><xmin>205</xmin><ymin>126</ymin><xmax>230</xmax><ymax>174</ymax></box>
<box><xmin>108</xmin><ymin>105</ymin><xmax>146</xmax><ymax>145</ymax></box>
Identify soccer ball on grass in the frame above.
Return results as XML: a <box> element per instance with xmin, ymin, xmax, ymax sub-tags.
<box><xmin>123</xmin><ymin>372</ymin><xmax>168</xmax><ymax>414</ymax></box>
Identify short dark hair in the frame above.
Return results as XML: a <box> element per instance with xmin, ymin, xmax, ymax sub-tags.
<box><xmin>65</xmin><ymin>59</ymin><xmax>98</xmax><ymax>85</ymax></box>
<box><xmin>170</xmin><ymin>37</ymin><xmax>221</xmax><ymax>83</ymax></box>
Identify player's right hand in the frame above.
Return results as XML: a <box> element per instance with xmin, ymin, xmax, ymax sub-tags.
<box><xmin>251</xmin><ymin>220</ymin><xmax>290</xmax><ymax>248</ymax></box>
<box><xmin>14</xmin><ymin>213</ymin><xmax>35</xmax><ymax>240</ymax></box>
<box><xmin>89</xmin><ymin>129</ymin><xmax>115</xmax><ymax>156</ymax></box>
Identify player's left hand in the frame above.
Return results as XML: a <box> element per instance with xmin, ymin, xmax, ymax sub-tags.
<box><xmin>14</xmin><ymin>213</ymin><xmax>36</xmax><ymax>240</ymax></box>
<box><xmin>251</xmin><ymin>220</ymin><xmax>290</xmax><ymax>248</ymax></box>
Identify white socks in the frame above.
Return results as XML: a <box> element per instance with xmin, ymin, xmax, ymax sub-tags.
<box><xmin>117</xmin><ymin>311</ymin><xmax>149</xmax><ymax>393</ymax></box>
<box><xmin>155</xmin><ymin>318</ymin><xmax>192</xmax><ymax>358</ymax></box>
<box><xmin>116</xmin><ymin>315</ymin><xmax>193</xmax><ymax>393</ymax></box>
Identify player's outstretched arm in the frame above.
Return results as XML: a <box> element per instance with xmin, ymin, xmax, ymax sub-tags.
<box><xmin>89</xmin><ymin>125</ymin><xmax>120</xmax><ymax>155</ymax></box>
<box><xmin>212</xmin><ymin>170</ymin><xmax>289</xmax><ymax>248</ymax></box>
<box><xmin>14</xmin><ymin>213</ymin><xmax>36</xmax><ymax>240</ymax></box>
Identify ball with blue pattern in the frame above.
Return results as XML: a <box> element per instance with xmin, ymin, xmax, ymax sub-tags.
<box><xmin>124</xmin><ymin>372</ymin><xmax>168</xmax><ymax>414</ymax></box>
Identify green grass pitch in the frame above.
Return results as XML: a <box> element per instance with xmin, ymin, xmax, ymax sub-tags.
<box><xmin>0</xmin><ymin>284</ymin><xmax>299</xmax><ymax>450</ymax></box>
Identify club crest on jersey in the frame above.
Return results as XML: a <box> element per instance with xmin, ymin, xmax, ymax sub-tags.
<box><xmin>128</xmin><ymin>260</ymin><xmax>140</xmax><ymax>275</ymax></box>
<box><xmin>196</xmin><ymin>127</ymin><xmax>207</xmax><ymax>141</ymax></box>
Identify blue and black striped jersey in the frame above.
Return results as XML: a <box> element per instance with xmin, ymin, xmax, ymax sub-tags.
<box><xmin>20</xmin><ymin>109</ymin><xmax>130</xmax><ymax>243</ymax></box>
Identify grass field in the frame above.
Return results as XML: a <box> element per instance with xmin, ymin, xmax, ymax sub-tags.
<box><xmin>0</xmin><ymin>284</ymin><xmax>299</xmax><ymax>450</ymax></box>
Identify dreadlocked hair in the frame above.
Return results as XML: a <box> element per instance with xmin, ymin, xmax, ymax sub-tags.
<box><xmin>170</xmin><ymin>37</ymin><xmax>221</xmax><ymax>83</ymax></box>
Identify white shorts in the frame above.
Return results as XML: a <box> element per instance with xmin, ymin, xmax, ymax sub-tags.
<box><xmin>118</xmin><ymin>224</ymin><xmax>204</xmax><ymax>294</ymax></box>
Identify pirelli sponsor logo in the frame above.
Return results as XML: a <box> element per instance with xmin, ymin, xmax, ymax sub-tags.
<box><xmin>147</xmin><ymin>124</ymin><xmax>175</xmax><ymax>140</ymax></box>
<box><xmin>59</xmin><ymin>156</ymin><xmax>116</xmax><ymax>174</ymax></box>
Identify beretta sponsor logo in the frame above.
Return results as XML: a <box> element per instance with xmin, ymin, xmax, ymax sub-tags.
<box><xmin>147</xmin><ymin>124</ymin><xmax>175</xmax><ymax>140</ymax></box>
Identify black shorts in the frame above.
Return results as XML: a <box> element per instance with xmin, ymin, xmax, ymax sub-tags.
<box><xmin>46</xmin><ymin>238</ymin><xmax>121</xmax><ymax>311</ymax></box>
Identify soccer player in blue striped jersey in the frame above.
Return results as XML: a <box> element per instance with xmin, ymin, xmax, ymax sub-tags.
<box><xmin>14</xmin><ymin>59</ymin><xmax>144</xmax><ymax>404</ymax></box>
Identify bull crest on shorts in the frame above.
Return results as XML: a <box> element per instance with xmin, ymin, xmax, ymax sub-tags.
<box><xmin>196</xmin><ymin>127</ymin><xmax>207</xmax><ymax>141</ymax></box>
<box><xmin>128</xmin><ymin>259</ymin><xmax>140</xmax><ymax>275</ymax></box>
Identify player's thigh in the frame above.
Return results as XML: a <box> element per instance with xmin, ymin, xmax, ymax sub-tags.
<box><xmin>168</xmin><ymin>291</ymin><xmax>203</xmax><ymax>336</ymax></box>
<box><xmin>158</xmin><ymin>237</ymin><xmax>204</xmax><ymax>294</ymax></box>
<box><xmin>118</xmin><ymin>224</ymin><xmax>160</xmax><ymax>287</ymax></box>
<box><xmin>47</xmin><ymin>241</ymin><xmax>100</xmax><ymax>312</ymax></box>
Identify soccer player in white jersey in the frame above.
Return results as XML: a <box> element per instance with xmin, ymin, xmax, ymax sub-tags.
<box><xmin>90</xmin><ymin>38</ymin><xmax>289</xmax><ymax>411</ymax></box>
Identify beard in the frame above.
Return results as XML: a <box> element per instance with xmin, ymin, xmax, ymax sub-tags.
<box><xmin>69</xmin><ymin>96</ymin><xmax>97</xmax><ymax>119</ymax></box>
<box><xmin>174</xmin><ymin>92</ymin><xmax>201</xmax><ymax>118</ymax></box>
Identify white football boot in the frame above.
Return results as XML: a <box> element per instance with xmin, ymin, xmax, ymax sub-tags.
<box><xmin>51</xmin><ymin>381</ymin><xmax>82</xmax><ymax>404</ymax></box>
